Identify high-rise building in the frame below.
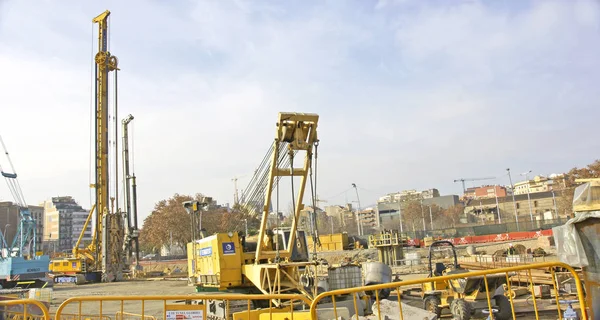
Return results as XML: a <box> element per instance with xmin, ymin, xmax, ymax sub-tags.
<box><xmin>42</xmin><ymin>196</ymin><xmax>92</xmax><ymax>253</ymax></box>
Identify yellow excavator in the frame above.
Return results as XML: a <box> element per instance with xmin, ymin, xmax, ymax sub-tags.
<box><xmin>49</xmin><ymin>10</ymin><xmax>128</xmax><ymax>284</ymax></box>
<box><xmin>186</xmin><ymin>113</ymin><xmax>320</xmax><ymax>305</ymax></box>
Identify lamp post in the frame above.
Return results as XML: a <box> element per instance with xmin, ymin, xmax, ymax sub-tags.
<box><xmin>506</xmin><ymin>168</ymin><xmax>520</xmax><ymax>231</ymax></box>
<box><xmin>551</xmin><ymin>190</ymin><xmax>558</xmax><ymax>220</ymax></box>
<box><xmin>420</xmin><ymin>199</ymin><xmax>426</xmax><ymax>231</ymax></box>
<box><xmin>352</xmin><ymin>183</ymin><xmax>363</xmax><ymax>236</ymax></box>
<box><xmin>520</xmin><ymin>170</ymin><xmax>534</xmax><ymax>224</ymax></box>
<box><xmin>397</xmin><ymin>195</ymin><xmax>403</xmax><ymax>233</ymax></box>
<box><xmin>429</xmin><ymin>205</ymin><xmax>434</xmax><ymax>230</ymax></box>
<box><xmin>494</xmin><ymin>185</ymin><xmax>501</xmax><ymax>223</ymax></box>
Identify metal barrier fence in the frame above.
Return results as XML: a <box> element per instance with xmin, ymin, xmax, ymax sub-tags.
<box><xmin>53</xmin><ymin>294</ymin><xmax>312</xmax><ymax>320</ymax></box>
<box><xmin>0</xmin><ymin>262</ymin><xmax>590</xmax><ymax>320</ymax></box>
<box><xmin>309</xmin><ymin>261</ymin><xmax>588</xmax><ymax>320</ymax></box>
<box><xmin>0</xmin><ymin>298</ymin><xmax>50</xmax><ymax>320</ymax></box>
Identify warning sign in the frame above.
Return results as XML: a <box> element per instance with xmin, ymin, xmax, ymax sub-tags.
<box><xmin>165</xmin><ymin>304</ymin><xmax>206</xmax><ymax>320</ymax></box>
<box><xmin>166</xmin><ymin>310</ymin><xmax>204</xmax><ymax>320</ymax></box>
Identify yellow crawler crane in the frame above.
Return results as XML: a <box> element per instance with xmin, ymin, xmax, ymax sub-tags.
<box><xmin>49</xmin><ymin>10</ymin><xmax>125</xmax><ymax>284</ymax></box>
<box><xmin>187</xmin><ymin>112</ymin><xmax>319</xmax><ymax>306</ymax></box>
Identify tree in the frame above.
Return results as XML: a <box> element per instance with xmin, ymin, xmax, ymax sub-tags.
<box><xmin>402</xmin><ymin>200</ymin><xmax>425</xmax><ymax>232</ymax></box>
<box><xmin>556</xmin><ymin>160</ymin><xmax>600</xmax><ymax>217</ymax></box>
<box><xmin>442</xmin><ymin>204</ymin><xmax>464</xmax><ymax>228</ymax></box>
<box><xmin>138</xmin><ymin>193</ymin><xmax>230</xmax><ymax>252</ymax></box>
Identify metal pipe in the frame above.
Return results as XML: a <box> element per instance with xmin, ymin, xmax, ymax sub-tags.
<box><xmin>521</xmin><ymin>170</ymin><xmax>534</xmax><ymax>223</ymax></box>
<box><xmin>122</xmin><ymin>115</ymin><xmax>133</xmax><ymax>231</ymax></box>
<box><xmin>131</xmin><ymin>176</ymin><xmax>140</xmax><ymax>263</ymax></box>
<box><xmin>114</xmin><ymin>70</ymin><xmax>119</xmax><ymax>215</ymax></box>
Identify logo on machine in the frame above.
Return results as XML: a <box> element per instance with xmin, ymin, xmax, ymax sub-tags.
<box><xmin>200</xmin><ymin>247</ymin><xmax>212</xmax><ymax>256</ymax></box>
<box><xmin>222</xmin><ymin>242</ymin><xmax>235</xmax><ymax>255</ymax></box>
<box><xmin>26</xmin><ymin>268</ymin><xmax>41</xmax><ymax>272</ymax></box>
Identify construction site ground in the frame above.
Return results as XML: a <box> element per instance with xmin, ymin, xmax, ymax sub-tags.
<box><xmin>42</xmin><ymin>238</ymin><xmax>567</xmax><ymax>319</ymax></box>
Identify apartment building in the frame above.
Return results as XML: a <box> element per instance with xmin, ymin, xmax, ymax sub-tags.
<box><xmin>42</xmin><ymin>196</ymin><xmax>92</xmax><ymax>253</ymax></box>
<box><xmin>513</xmin><ymin>176</ymin><xmax>556</xmax><ymax>195</ymax></box>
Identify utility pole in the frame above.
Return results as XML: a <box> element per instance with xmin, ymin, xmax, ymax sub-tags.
<box><xmin>243</xmin><ymin>219</ymin><xmax>248</xmax><ymax>236</ymax></box>
<box><xmin>506</xmin><ymin>168</ymin><xmax>520</xmax><ymax>231</ymax></box>
<box><xmin>352</xmin><ymin>183</ymin><xmax>362</xmax><ymax>236</ymax></box>
<box><xmin>521</xmin><ymin>170</ymin><xmax>534</xmax><ymax>224</ymax></box>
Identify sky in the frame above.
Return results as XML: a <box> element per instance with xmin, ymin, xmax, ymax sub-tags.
<box><xmin>1</xmin><ymin>0</ymin><xmax>599</xmax><ymax>223</ymax></box>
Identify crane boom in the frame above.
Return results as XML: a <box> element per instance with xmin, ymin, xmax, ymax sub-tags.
<box><xmin>453</xmin><ymin>176</ymin><xmax>496</xmax><ymax>193</ymax></box>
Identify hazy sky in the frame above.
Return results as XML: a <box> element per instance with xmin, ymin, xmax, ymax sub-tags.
<box><xmin>1</xmin><ymin>0</ymin><xmax>599</xmax><ymax>222</ymax></box>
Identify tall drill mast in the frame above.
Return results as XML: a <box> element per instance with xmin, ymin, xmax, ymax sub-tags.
<box><xmin>92</xmin><ymin>10</ymin><xmax>123</xmax><ymax>282</ymax></box>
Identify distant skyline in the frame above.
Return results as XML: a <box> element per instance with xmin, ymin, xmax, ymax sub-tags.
<box><xmin>1</xmin><ymin>1</ymin><xmax>599</xmax><ymax>222</ymax></box>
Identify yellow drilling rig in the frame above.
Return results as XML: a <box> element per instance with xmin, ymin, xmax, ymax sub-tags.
<box><xmin>49</xmin><ymin>10</ymin><xmax>136</xmax><ymax>284</ymax></box>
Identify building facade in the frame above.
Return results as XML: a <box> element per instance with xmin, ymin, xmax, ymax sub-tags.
<box><xmin>464</xmin><ymin>191</ymin><xmax>560</xmax><ymax>223</ymax></box>
<box><xmin>0</xmin><ymin>202</ymin><xmax>44</xmax><ymax>253</ymax></box>
<box><xmin>324</xmin><ymin>204</ymin><xmax>355</xmax><ymax>228</ymax></box>
<box><xmin>377</xmin><ymin>188</ymin><xmax>457</xmax><ymax>228</ymax></box>
<box><xmin>463</xmin><ymin>185</ymin><xmax>507</xmax><ymax>199</ymax></box>
<box><xmin>513</xmin><ymin>176</ymin><xmax>555</xmax><ymax>195</ymax></box>
<box><xmin>42</xmin><ymin>196</ymin><xmax>92</xmax><ymax>253</ymax></box>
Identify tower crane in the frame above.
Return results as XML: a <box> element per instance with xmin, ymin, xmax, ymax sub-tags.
<box><xmin>453</xmin><ymin>177</ymin><xmax>496</xmax><ymax>193</ymax></box>
<box><xmin>49</xmin><ymin>10</ymin><xmax>125</xmax><ymax>284</ymax></box>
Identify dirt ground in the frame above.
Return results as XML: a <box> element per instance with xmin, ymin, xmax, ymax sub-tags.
<box><xmin>42</xmin><ymin>237</ymin><xmax>565</xmax><ymax>319</ymax></box>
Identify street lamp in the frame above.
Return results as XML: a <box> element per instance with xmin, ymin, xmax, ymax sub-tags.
<box><xmin>352</xmin><ymin>183</ymin><xmax>363</xmax><ymax>236</ymax></box>
<box><xmin>520</xmin><ymin>170</ymin><xmax>534</xmax><ymax>224</ymax></box>
<box><xmin>494</xmin><ymin>185</ymin><xmax>501</xmax><ymax>223</ymax></box>
<box><xmin>506</xmin><ymin>168</ymin><xmax>520</xmax><ymax>231</ymax></box>
<box><xmin>428</xmin><ymin>205</ymin><xmax>434</xmax><ymax>231</ymax></box>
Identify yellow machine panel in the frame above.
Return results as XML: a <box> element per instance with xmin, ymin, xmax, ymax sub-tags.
<box><xmin>306</xmin><ymin>233</ymin><xmax>349</xmax><ymax>252</ymax></box>
<box><xmin>187</xmin><ymin>233</ymin><xmax>243</xmax><ymax>289</ymax></box>
<box><xmin>49</xmin><ymin>258</ymin><xmax>84</xmax><ymax>273</ymax></box>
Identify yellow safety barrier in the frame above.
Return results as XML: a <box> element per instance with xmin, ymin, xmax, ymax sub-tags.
<box><xmin>309</xmin><ymin>261</ymin><xmax>589</xmax><ymax>320</ymax></box>
<box><xmin>0</xmin><ymin>299</ymin><xmax>50</xmax><ymax>320</ymax></box>
<box><xmin>116</xmin><ymin>311</ymin><xmax>157</xmax><ymax>320</ymax></box>
<box><xmin>54</xmin><ymin>293</ymin><xmax>312</xmax><ymax>320</ymax></box>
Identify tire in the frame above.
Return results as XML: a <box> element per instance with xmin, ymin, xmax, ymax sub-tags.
<box><xmin>493</xmin><ymin>295</ymin><xmax>512</xmax><ymax>320</ymax></box>
<box><xmin>423</xmin><ymin>296</ymin><xmax>442</xmax><ymax>318</ymax></box>
<box><xmin>450</xmin><ymin>299</ymin><xmax>471</xmax><ymax>320</ymax></box>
